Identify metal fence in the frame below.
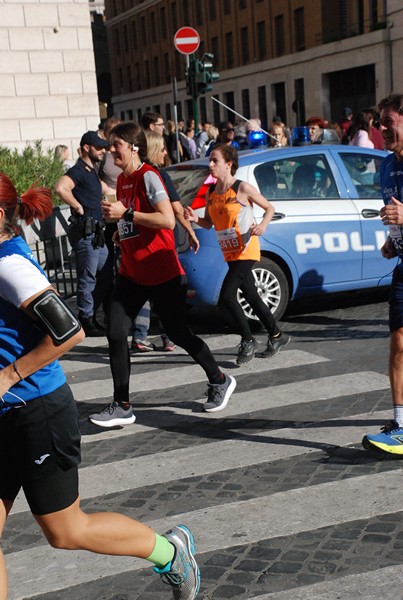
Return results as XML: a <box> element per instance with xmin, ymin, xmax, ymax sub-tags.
<box><xmin>21</xmin><ymin>206</ymin><xmax>77</xmax><ymax>299</ymax></box>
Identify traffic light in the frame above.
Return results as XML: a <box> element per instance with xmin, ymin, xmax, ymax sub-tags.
<box><xmin>195</xmin><ymin>53</ymin><xmax>219</xmax><ymax>96</ymax></box>
<box><xmin>186</xmin><ymin>53</ymin><xmax>219</xmax><ymax>99</ymax></box>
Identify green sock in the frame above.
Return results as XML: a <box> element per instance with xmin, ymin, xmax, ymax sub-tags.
<box><xmin>146</xmin><ymin>534</ymin><xmax>175</xmax><ymax>568</ymax></box>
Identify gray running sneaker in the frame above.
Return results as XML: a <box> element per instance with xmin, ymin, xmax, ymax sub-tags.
<box><xmin>131</xmin><ymin>338</ymin><xmax>154</xmax><ymax>352</ymax></box>
<box><xmin>88</xmin><ymin>402</ymin><xmax>136</xmax><ymax>427</ymax></box>
<box><xmin>154</xmin><ymin>524</ymin><xmax>200</xmax><ymax>600</ymax></box>
<box><xmin>261</xmin><ymin>333</ymin><xmax>290</xmax><ymax>358</ymax></box>
<box><xmin>203</xmin><ymin>374</ymin><xmax>236</xmax><ymax>413</ymax></box>
<box><xmin>236</xmin><ymin>337</ymin><xmax>257</xmax><ymax>365</ymax></box>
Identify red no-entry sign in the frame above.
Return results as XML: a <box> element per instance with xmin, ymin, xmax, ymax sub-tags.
<box><xmin>174</xmin><ymin>26</ymin><xmax>200</xmax><ymax>55</ymax></box>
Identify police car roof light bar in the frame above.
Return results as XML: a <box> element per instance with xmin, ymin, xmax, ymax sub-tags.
<box><xmin>211</xmin><ymin>96</ymin><xmax>280</xmax><ymax>146</ymax></box>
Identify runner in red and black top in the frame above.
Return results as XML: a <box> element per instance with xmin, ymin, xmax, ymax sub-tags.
<box><xmin>88</xmin><ymin>122</ymin><xmax>236</xmax><ymax>426</ymax></box>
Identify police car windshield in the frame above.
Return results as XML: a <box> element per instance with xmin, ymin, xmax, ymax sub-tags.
<box><xmin>167</xmin><ymin>167</ymin><xmax>210</xmax><ymax>208</ymax></box>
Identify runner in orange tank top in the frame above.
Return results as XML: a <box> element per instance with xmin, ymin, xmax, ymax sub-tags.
<box><xmin>185</xmin><ymin>144</ymin><xmax>290</xmax><ymax>365</ymax></box>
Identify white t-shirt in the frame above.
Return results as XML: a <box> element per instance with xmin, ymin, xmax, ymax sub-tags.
<box><xmin>0</xmin><ymin>254</ymin><xmax>50</xmax><ymax>307</ymax></box>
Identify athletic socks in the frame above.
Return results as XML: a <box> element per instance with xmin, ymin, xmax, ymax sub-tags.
<box><xmin>146</xmin><ymin>533</ymin><xmax>175</xmax><ymax>568</ymax></box>
<box><xmin>393</xmin><ymin>405</ymin><xmax>403</xmax><ymax>427</ymax></box>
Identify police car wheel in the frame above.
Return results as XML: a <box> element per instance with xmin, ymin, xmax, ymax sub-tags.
<box><xmin>237</xmin><ymin>257</ymin><xmax>289</xmax><ymax>321</ymax></box>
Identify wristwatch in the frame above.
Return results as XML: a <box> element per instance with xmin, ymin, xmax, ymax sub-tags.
<box><xmin>123</xmin><ymin>207</ymin><xmax>134</xmax><ymax>222</ymax></box>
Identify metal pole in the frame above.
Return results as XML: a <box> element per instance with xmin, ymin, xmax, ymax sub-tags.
<box><xmin>172</xmin><ymin>77</ymin><xmax>180</xmax><ymax>163</ymax></box>
<box><xmin>188</xmin><ymin>54</ymin><xmax>199</xmax><ymax>134</ymax></box>
<box><xmin>211</xmin><ymin>96</ymin><xmax>280</xmax><ymax>145</ymax></box>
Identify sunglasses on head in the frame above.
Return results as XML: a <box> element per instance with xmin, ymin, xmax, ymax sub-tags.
<box><xmin>223</xmin><ymin>127</ymin><xmax>235</xmax><ymax>132</ymax></box>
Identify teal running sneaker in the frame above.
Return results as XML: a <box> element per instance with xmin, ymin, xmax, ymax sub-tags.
<box><xmin>154</xmin><ymin>524</ymin><xmax>200</xmax><ymax>600</ymax></box>
<box><xmin>362</xmin><ymin>420</ymin><xmax>403</xmax><ymax>455</ymax></box>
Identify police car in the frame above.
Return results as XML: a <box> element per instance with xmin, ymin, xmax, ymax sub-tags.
<box><xmin>167</xmin><ymin>143</ymin><xmax>391</xmax><ymax>320</ymax></box>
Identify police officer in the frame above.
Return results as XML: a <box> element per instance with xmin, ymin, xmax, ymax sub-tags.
<box><xmin>55</xmin><ymin>131</ymin><xmax>114</xmax><ymax>336</ymax></box>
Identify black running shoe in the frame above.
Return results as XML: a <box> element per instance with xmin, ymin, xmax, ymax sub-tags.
<box><xmin>236</xmin><ymin>337</ymin><xmax>257</xmax><ymax>365</ymax></box>
<box><xmin>261</xmin><ymin>333</ymin><xmax>290</xmax><ymax>358</ymax></box>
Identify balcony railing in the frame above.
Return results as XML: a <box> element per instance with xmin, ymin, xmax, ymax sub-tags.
<box><xmin>315</xmin><ymin>18</ymin><xmax>387</xmax><ymax>45</ymax></box>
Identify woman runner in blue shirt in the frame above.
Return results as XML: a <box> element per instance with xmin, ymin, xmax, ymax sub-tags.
<box><xmin>0</xmin><ymin>172</ymin><xmax>200</xmax><ymax>600</ymax></box>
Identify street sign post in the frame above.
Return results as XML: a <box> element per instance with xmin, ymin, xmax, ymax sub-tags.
<box><xmin>174</xmin><ymin>27</ymin><xmax>201</xmax><ymax>140</ymax></box>
<box><xmin>174</xmin><ymin>26</ymin><xmax>200</xmax><ymax>55</ymax></box>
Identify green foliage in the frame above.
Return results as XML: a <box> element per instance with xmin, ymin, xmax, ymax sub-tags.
<box><xmin>0</xmin><ymin>140</ymin><xmax>65</xmax><ymax>205</ymax></box>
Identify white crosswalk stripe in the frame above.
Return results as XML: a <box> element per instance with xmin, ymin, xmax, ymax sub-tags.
<box><xmin>69</xmin><ymin>349</ymin><xmax>329</xmax><ymax>400</ymax></box>
<box><xmin>3</xmin><ymin>335</ymin><xmax>398</xmax><ymax>600</ymax></box>
<box><xmin>7</xmin><ymin>471</ymin><xmax>403</xmax><ymax>598</ymax></box>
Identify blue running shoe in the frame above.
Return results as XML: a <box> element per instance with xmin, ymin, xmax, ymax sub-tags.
<box><xmin>154</xmin><ymin>524</ymin><xmax>200</xmax><ymax>600</ymax></box>
<box><xmin>362</xmin><ymin>420</ymin><xmax>403</xmax><ymax>455</ymax></box>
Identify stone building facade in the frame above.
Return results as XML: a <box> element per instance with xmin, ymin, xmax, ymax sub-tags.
<box><xmin>105</xmin><ymin>0</ymin><xmax>403</xmax><ymax>129</ymax></box>
<box><xmin>0</xmin><ymin>0</ymin><xmax>100</xmax><ymax>155</ymax></box>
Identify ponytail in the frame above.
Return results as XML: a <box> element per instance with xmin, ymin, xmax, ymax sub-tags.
<box><xmin>0</xmin><ymin>172</ymin><xmax>53</xmax><ymax>234</ymax></box>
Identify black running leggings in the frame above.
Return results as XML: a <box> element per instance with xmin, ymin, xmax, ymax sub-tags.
<box><xmin>218</xmin><ymin>260</ymin><xmax>279</xmax><ymax>340</ymax></box>
<box><xmin>107</xmin><ymin>274</ymin><xmax>222</xmax><ymax>404</ymax></box>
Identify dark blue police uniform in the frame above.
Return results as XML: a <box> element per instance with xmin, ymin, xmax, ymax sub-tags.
<box><xmin>66</xmin><ymin>159</ymin><xmax>110</xmax><ymax>321</ymax></box>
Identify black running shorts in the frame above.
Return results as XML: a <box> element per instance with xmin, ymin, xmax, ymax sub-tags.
<box><xmin>389</xmin><ymin>263</ymin><xmax>403</xmax><ymax>333</ymax></box>
<box><xmin>0</xmin><ymin>383</ymin><xmax>81</xmax><ymax>515</ymax></box>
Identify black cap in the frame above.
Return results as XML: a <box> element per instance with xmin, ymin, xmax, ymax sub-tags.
<box><xmin>272</xmin><ymin>115</ymin><xmax>282</xmax><ymax>123</ymax></box>
<box><xmin>80</xmin><ymin>131</ymin><xmax>110</xmax><ymax>148</ymax></box>
<box><xmin>343</xmin><ymin>107</ymin><xmax>353</xmax><ymax>117</ymax></box>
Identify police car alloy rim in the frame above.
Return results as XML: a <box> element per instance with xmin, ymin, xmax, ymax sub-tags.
<box><xmin>236</xmin><ymin>258</ymin><xmax>289</xmax><ymax>321</ymax></box>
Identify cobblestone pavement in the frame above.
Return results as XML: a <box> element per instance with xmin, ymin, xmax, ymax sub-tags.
<box><xmin>3</xmin><ymin>289</ymin><xmax>402</xmax><ymax>600</ymax></box>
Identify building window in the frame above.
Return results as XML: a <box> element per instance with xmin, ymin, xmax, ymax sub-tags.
<box><xmin>175</xmin><ymin>52</ymin><xmax>182</xmax><ymax>81</ymax></box>
<box><xmin>196</xmin><ymin>0</ymin><xmax>203</xmax><ymax>25</ymax></box>
<box><xmin>223</xmin><ymin>0</ymin><xmax>231</xmax><ymax>16</ymax></box>
<box><xmin>294</xmin><ymin>78</ymin><xmax>306</xmax><ymax>125</ymax></box>
<box><xmin>242</xmin><ymin>89</ymin><xmax>250</xmax><ymax>119</ymax></box>
<box><xmin>213</xmin><ymin>94</ymin><xmax>220</xmax><ymax>125</ymax></box>
<box><xmin>126</xmin><ymin>65</ymin><xmax>132</xmax><ymax>91</ymax></box>
<box><xmin>137</xmin><ymin>108</ymin><xmax>142</xmax><ymax>123</ymax></box>
<box><xmin>134</xmin><ymin>63</ymin><xmax>141</xmax><ymax>89</ymax></box>
<box><xmin>200</xmin><ymin>96</ymin><xmax>207</xmax><ymax>123</ymax></box>
<box><xmin>273</xmin><ymin>81</ymin><xmax>286</xmax><ymax>125</ymax></box>
<box><xmin>182</xmin><ymin>0</ymin><xmax>190</xmax><ymax>24</ymax></box>
<box><xmin>226</xmin><ymin>32</ymin><xmax>234</xmax><ymax>69</ymax></box>
<box><xmin>114</xmin><ymin>28</ymin><xmax>121</xmax><ymax>56</ymax></box>
<box><xmin>144</xmin><ymin>60</ymin><xmax>150</xmax><ymax>88</ymax></box>
<box><xmin>294</xmin><ymin>7</ymin><xmax>305</xmax><ymax>51</ymax></box>
<box><xmin>153</xmin><ymin>56</ymin><xmax>159</xmax><ymax>86</ymax></box>
<box><xmin>160</xmin><ymin>7</ymin><xmax>167</xmax><ymax>39</ymax></box>
<box><xmin>131</xmin><ymin>20</ymin><xmax>138</xmax><ymax>50</ymax></box>
<box><xmin>209</xmin><ymin>0</ymin><xmax>216</xmax><ymax>20</ymax></box>
<box><xmin>171</xmin><ymin>2</ymin><xmax>177</xmax><ymax>32</ymax></box>
<box><xmin>127</xmin><ymin>109</ymin><xmax>133</xmax><ymax>120</ymax></box>
<box><xmin>118</xmin><ymin>68</ymin><xmax>123</xmax><ymax>92</ymax></box>
<box><xmin>224</xmin><ymin>91</ymin><xmax>235</xmax><ymax>122</ymax></box>
<box><xmin>369</xmin><ymin>0</ymin><xmax>378</xmax><ymax>29</ymax></box>
<box><xmin>257</xmin><ymin>21</ymin><xmax>266</xmax><ymax>60</ymax></box>
<box><xmin>211</xmin><ymin>37</ymin><xmax>219</xmax><ymax>69</ymax></box>
<box><xmin>165</xmin><ymin>103</ymin><xmax>172</xmax><ymax>120</ymax></box>
<box><xmin>185</xmin><ymin>99</ymin><xmax>193</xmax><ymax>120</ymax></box>
<box><xmin>123</xmin><ymin>25</ymin><xmax>129</xmax><ymax>52</ymax></box>
<box><xmin>150</xmin><ymin>12</ymin><xmax>156</xmax><ymax>43</ymax></box>
<box><xmin>240</xmin><ymin>27</ymin><xmax>249</xmax><ymax>65</ymax></box>
<box><xmin>163</xmin><ymin>53</ymin><xmax>170</xmax><ymax>84</ymax></box>
<box><xmin>274</xmin><ymin>15</ymin><xmax>285</xmax><ymax>57</ymax></box>
<box><xmin>258</xmin><ymin>85</ymin><xmax>268</xmax><ymax>130</ymax></box>
<box><xmin>239</xmin><ymin>0</ymin><xmax>247</xmax><ymax>8</ymax></box>
<box><xmin>140</xmin><ymin>16</ymin><xmax>147</xmax><ymax>46</ymax></box>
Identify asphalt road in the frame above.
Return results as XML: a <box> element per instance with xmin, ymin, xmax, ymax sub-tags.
<box><xmin>3</xmin><ymin>289</ymin><xmax>402</xmax><ymax>600</ymax></box>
